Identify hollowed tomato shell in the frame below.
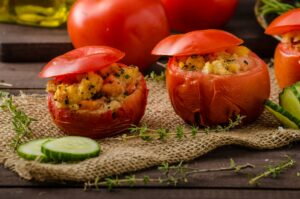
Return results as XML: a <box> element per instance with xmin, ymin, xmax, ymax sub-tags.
<box><xmin>274</xmin><ymin>43</ymin><xmax>300</xmax><ymax>88</ymax></box>
<box><xmin>166</xmin><ymin>52</ymin><xmax>270</xmax><ymax>126</ymax></box>
<box><xmin>47</xmin><ymin>75</ymin><xmax>148</xmax><ymax>139</ymax></box>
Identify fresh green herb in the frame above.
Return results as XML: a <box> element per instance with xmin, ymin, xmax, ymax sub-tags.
<box><xmin>145</xmin><ymin>71</ymin><xmax>166</xmax><ymax>82</ymax></box>
<box><xmin>156</xmin><ymin>128</ymin><xmax>169</xmax><ymax>140</ymax></box>
<box><xmin>84</xmin><ymin>159</ymin><xmax>254</xmax><ymax>190</ymax></box>
<box><xmin>176</xmin><ymin>126</ymin><xmax>184</xmax><ymax>139</ymax></box>
<box><xmin>205</xmin><ymin>115</ymin><xmax>245</xmax><ymax>133</ymax></box>
<box><xmin>122</xmin><ymin>115</ymin><xmax>245</xmax><ymax>142</ymax></box>
<box><xmin>259</xmin><ymin>0</ymin><xmax>300</xmax><ymax>16</ymax></box>
<box><xmin>249</xmin><ymin>155</ymin><xmax>295</xmax><ymax>185</ymax></box>
<box><xmin>0</xmin><ymin>91</ymin><xmax>36</xmax><ymax>150</ymax></box>
<box><xmin>124</xmin><ymin>74</ymin><xmax>130</xmax><ymax>79</ymax></box>
<box><xmin>190</xmin><ymin>125</ymin><xmax>199</xmax><ymax>136</ymax></box>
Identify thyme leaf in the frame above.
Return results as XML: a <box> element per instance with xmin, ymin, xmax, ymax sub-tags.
<box><xmin>259</xmin><ymin>0</ymin><xmax>300</xmax><ymax>16</ymax></box>
<box><xmin>84</xmin><ymin>159</ymin><xmax>254</xmax><ymax>190</ymax></box>
<box><xmin>0</xmin><ymin>91</ymin><xmax>36</xmax><ymax>150</ymax></box>
<box><xmin>249</xmin><ymin>155</ymin><xmax>295</xmax><ymax>185</ymax></box>
<box><xmin>121</xmin><ymin>115</ymin><xmax>245</xmax><ymax>142</ymax></box>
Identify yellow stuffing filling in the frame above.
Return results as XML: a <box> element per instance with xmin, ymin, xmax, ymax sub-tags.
<box><xmin>47</xmin><ymin>64</ymin><xmax>141</xmax><ymax>111</ymax></box>
<box><xmin>176</xmin><ymin>46</ymin><xmax>251</xmax><ymax>75</ymax></box>
<box><xmin>282</xmin><ymin>31</ymin><xmax>300</xmax><ymax>50</ymax></box>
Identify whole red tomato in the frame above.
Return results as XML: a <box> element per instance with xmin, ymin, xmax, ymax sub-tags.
<box><xmin>68</xmin><ymin>0</ymin><xmax>170</xmax><ymax>71</ymax></box>
<box><xmin>152</xmin><ymin>30</ymin><xmax>270</xmax><ymax>126</ymax></box>
<box><xmin>161</xmin><ymin>0</ymin><xmax>238</xmax><ymax>33</ymax></box>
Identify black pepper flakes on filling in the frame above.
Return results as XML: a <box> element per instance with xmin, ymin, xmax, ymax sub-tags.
<box><xmin>114</xmin><ymin>73</ymin><xmax>121</xmax><ymax>78</ymax></box>
<box><xmin>120</xmin><ymin>68</ymin><xmax>125</xmax><ymax>74</ymax></box>
<box><xmin>92</xmin><ymin>92</ymin><xmax>103</xmax><ymax>100</ymax></box>
<box><xmin>64</xmin><ymin>98</ymin><xmax>69</xmax><ymax>105</ymax></box>
<box><xmin>88</xmin><ymin>84</ymin><xmax>95</xmax><ymax>90</ymax></box>
<box><xmin>124</xmin><ymin>74</ymin><xmax>130</xmax><ymax>79</ymax></box>
<box><xmin>244</xmin><ymin>60</ymin><xmax>249</xmax><ymax>65</ymax></box>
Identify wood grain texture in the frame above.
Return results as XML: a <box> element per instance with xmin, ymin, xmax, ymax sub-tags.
<box><xmin>1</xmin><ymin>145</ymin><xmax>300</xmax><ymax>189</ymax></box>
<box><xmin>1</xmin><ymin>188</ymin><xmax>300</xmax><ymax>199</ymax></box>
<box><xmin>0</xmin><ymin>0</ymin><xmax>277</xmax><ymax>63</ymax></box>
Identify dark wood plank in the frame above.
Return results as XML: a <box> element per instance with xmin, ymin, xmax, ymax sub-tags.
<box><xmin>223</xmin><ymin>0</ymin><xmax>278</xmax><ymax>58</ymax></box>
<box><xmin>0</xmin><ymin>0</ymin><xmax>277</xmax><ymax>62</ymax></box>
<box><xmin>1</xmin><ymin>144</ymin><xmax>300</xmax><ymax>189</ymax></box>
<box><xmin>0</xmin><ymin>62</ymin><xmax>46</xmax><ymax>89</ymax></box>
<box><xmin>1</xmin><ymin>188</ymin><xmax>300</xmax><ymax>199</ymax></box>
<box><xmin>0</xmin><ymin>24</ymin><xmax>72</xmax><ymax>62</ymax></box>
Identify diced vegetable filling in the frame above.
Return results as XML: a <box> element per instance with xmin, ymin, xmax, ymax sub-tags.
<box><xmin>47</xmin><ymin>64</ymin><xmax>141</xmax><ymax>111</ymax></box>
<box><xmin>282</xmin><ymin>31</ymin><xmax>300</xmax><ymax>49</ymax></box>
<box><xmin>175</xmin><ymin>46</ymin><xmax>253</xmax><ymax>75</ymax></box>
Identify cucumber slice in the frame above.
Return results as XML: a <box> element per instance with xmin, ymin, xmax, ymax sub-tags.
<box><xmin>17</xmin><ymin>138</ymin><xmax>52</xmax><ymax>161</ymax></box>
<box><xmin>265</xmin><ymin>100</ymin><xmax>300</xmax><ymax>129</ymax></box>
<box><xmin>41</xmin><ymin>136</ymin><xmax>100</xmax><ymax>162</ymax></box>
<box><xmin>279</xmin><ymin>85</ymin><xmax>300</xmax><ymax>120</ymax></box>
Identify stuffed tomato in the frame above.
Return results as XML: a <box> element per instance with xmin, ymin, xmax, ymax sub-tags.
<box><xmin>39</xmin><ymin>46</ymin><xmax>148</xmax><ymax>138</ymax></box>
<box><xmin>265</xmin><ymin>8</ymin><xmax>300</xmax><ymax>89</ymax></box>
<box><xmin>152</xmin><ymin>30</ymin><xmax>270</xmax><ymax>126</ymax></box>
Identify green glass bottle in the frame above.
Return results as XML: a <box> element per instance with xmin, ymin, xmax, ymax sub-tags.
<box><xmin>0</xmin><ymin>0</ymin><xmax>75</xmax><ymax>28</ymax></box>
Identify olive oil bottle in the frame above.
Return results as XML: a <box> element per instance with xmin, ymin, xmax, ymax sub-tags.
<box><xmin>0</xmin><ymin>0</ymin><xmax>75</xmax><ymax>28</ymax></box>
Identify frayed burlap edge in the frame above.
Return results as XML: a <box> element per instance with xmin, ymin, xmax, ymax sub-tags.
<box><xmin>0</xmin><ymin>69</ymin><xmax>299</xmax><ymax>182</ymax></box>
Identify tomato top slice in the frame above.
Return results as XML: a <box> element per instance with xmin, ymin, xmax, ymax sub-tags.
<box><xmin>39</xmin><ymin>46</ymin><xmax>125</xmax><ymax>78</ymax></box>
<box><xmin>151</xmin><ymin>29</ymin><xmax>243</xmax><ymax>56</ymax></box>
<box><xmin>265</xmin><ymin>8</ymin><xmax>300</xmax><ymax>35</ymax></box>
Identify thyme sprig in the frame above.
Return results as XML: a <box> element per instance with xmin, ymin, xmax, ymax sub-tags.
<box><xmin>0</xmin><ymin>91</ymin><xmax>36</xmax><ymax>150</ymax></box>
<box><xmin>84</xmin><ymin>159</ymin><xmax>254</xmax><ymax>190</ymax></box>
<box><xmin>145</xmin><ymin>71</ymin><xmax>166</xmax><ymax>82</ymax></box>
<box><xmin>259</xmin><ymin>0</ymin><xmax>300</xmax><ymax>16</ymax></box>
<box><xmin>249</xmin><ymin>155</ymin><xmax>295</xmax><ymax>185</ymax></box>
<box><xmin>204</xmin><ymin>115</ymin><xmax>245</xmax><ymax>134</ymax></box>
<box><xmin>120</xmin><ymin>115</ymin><xmax>245</xmax><ymax>142</ymax></box>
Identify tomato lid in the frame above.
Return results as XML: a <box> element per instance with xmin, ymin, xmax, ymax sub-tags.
<box><xmin>151</xmin><ymin>29</ymin><xmax>243</xmax><ymax>56</ymax></box>
<box><xmin>39</xmin><ymin>46</ymin><xmax>125</xmax><ymax>78</ymax></box>
<box><xmin>265</xmin><ymin>8</ymin><xmax>300</xmax><ymax>35</ymax></box>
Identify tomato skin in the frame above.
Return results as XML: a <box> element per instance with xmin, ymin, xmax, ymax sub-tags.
<box><xmin>265</xmin><ymin>8</ymin><xmax>300</xmax><ymax>35</ymax></box>
<box><xmin>161</xmin><ymin>0</ymin><xmax>238</xmax><ymax>33</ymax></box>
<box><xmin>152</xmin><ymin>29</ymin><xmax>243</xmax><ymax>56</ymax></box>
<box><xmin>166</xmin><ymin>52</ymin><xmax>270</xmax><ymax>126</ymax></box>
<box><xmin>48</xmin><ymin>75</ymin><xmax>148</xmax><ymax>138</ymax></box>
<box><xmin>68</xmin><ymin>0</ymin><xmax>170</xmax><ymax>71</ymax></box>
<box><xmin>274</xmin><ymin>43</ymin><xmax>300</xmax><ymax>88</ymax></box>
<box><xmin>39</xmin><ymin>46</ymin><xmax>125</xmax><ymax>78</ymax></box>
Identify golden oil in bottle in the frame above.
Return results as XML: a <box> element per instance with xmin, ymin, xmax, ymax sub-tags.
<box><xmin>0</xmin><ymin>0</ymin><xmax>76</xmax><ymax>28</ymax></box>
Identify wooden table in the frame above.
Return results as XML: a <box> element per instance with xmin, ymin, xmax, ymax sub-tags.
<box><xmin>1</xmin><ymin>0</ymin><xmax>300</xmax><ymax>198</ymax></box>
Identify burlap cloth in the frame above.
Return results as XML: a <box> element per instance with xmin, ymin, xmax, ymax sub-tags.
<box><xmin>0</xmin><ymin>69</ymin><xmax>299</xmax><ymax>182</ymax></box>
